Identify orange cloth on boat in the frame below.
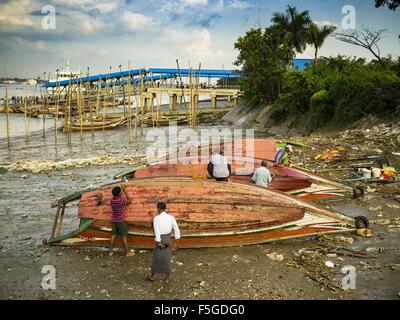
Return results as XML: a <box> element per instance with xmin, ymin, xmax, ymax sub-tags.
<box><xmin>153</xmin><ymin>211</ymin><xmax>181</xmax><ymax>243</ymax></box>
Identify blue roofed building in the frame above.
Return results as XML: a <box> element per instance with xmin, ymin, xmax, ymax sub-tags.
<box><xmin>293</xmin><ymin>58</ymin><xmax>314</xmax><ymax>71</ymax></box>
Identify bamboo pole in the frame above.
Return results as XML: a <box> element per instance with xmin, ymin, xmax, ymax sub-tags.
<box><xmin>24</xmin><ymin>75</ymin><xmax>28</xmax><ymax>143</ymax></box>
<box><xmin>66</xmin><ymin>75</ymin><xmax>72</xmax><ymax>143</ymax></box>
<box><xmin>87</xmin><ymin>67</ymin><xmax>94</xmax><ymax>138</ymax></box>
<box><xmin>95</xmin><ymin>74</ymin><xmax>101</xmax><ymax>137</ymax></box>
<box><xmin>104</xmin><ymin>66</ymin><xmax>112</xmax><ymax>132</ymax></box>
<box><xmin>79</xmin><ymin>71</ymin><xmax>83</xmax><ymax>141</ymax></box>
<box><xmin>4</xmin><ymin>69</ymin><xmax>11</xmax><ymax>148</ymax></box>
<box><xmin>54</xmin><ymin>71</ymin><xmax>60</xmax><ymax>147</ymax></box>
<box><xmin>127</xmin><ymin>62</ymin><xmax>132</xmax><ymax>143</ymax></box>
<box><xmin>42</xmin><ymin>72</ymin><xmax>49</xmax><ymax>139</ymax></box>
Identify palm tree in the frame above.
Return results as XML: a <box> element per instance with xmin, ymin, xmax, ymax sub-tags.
<box><xmin>307</xmin><ymin>23</ymin><xmax>337</xmax><ymax>59</ymax></box>
<box><xmin>271</xmin><ymin>5</ymin><xmax>312</xmax><ymax>63</ymax></box>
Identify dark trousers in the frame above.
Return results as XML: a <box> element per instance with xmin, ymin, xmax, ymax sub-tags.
<box><xmin>207</xmin><ymin>163</ymin><xmax>231</xmax><ymax>180</ymax></box>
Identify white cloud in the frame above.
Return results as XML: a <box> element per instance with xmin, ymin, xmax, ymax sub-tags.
<box><xmin>159</xmin><ymin>27</ymin><xmax>225</xmax><ymax>64</ymax></box>
<box><xmin>122</xmin><ymin>11</ymin><xmax>159</xmax><ymax>31</ymax></box>
<box><xmin>73</xmin><ymin>12</ymin><xmax>105</xmax><ymax>34</ymax></box>
<box><xmin>0</xmin><ymin>0</ymin><xmax>36</xmax><ymax>28</ymax></box>
<box><xmin>15</xmin><ymin>37</ymin><xmax>46</xmax><ymax>50</ymax></box>
<box><xmin>160</xmin><ymin>0</ymin><xmax>208</xmax><ymax>14</ymax></box>
<box><xmin>228</xmin><ymin>0</ymin><xmax>252</xmax><ymax>9</ymax></box>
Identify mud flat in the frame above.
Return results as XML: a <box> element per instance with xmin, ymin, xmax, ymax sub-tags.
<box><xmin>0</xmin><ymin>120</ymin><xmax>399</xmax><ymax>300</ymax></box>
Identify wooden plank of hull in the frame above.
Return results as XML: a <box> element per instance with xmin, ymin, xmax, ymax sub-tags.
<box><xmin>78</xmin><ymin>177</ymin><xmax>354</xmax><ymax>228</ymax></box>
<box><xmin>55</xmin><ymin>223</ymin><xmax>354</xmax><ymax>248</ymax></box>
<box><xmin>134</xmin><ymin>162</ymin><xmax>312</xmax><ymax>192</ymax></box>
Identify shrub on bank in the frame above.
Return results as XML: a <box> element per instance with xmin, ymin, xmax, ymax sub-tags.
<box><xmin>269</xmin><ymin>56</ymin><xmax>400</xmax><ymax>129</ymax></box>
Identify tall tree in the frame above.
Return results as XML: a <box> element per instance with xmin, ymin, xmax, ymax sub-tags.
<box><xmin>270</xmin><ymin>5</ymin><xmax>312</xmax><ymax>63</ymax></box>
<box><xmin>234</xmin><ymin>28</ymin><xmax>291</xmax><ymax>105</ymax></box>
<box><xmin>307</xmin><ymin>23</ymin><xmax>337</xmax><ymax>59</ymax></box>
<box><xmin>374</xmin><ymin>0</ymin><xmax>399</xmax><ymax>10</ymax></box>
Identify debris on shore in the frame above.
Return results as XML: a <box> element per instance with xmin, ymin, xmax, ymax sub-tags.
<box><xmin>4</xmin><ymin>154</ymin><xmax>145</xmax><ymax>173</ymax></box>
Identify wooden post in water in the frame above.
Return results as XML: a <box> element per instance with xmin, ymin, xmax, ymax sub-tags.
<box><xmin>24</xmin><ymin>75</ymin><xmax>28</xmax><ymax>143</ymax></box>
<box><xmin>4</xmin><ymin>69</ymin><xmax>11</xmax><ymax>148</ymax></box>
<box><xmin>87</xmin><ymin>67</ymin><xmax>94</xmax><ymax>138</ymax></box>
<box><xmin>54</xmin><ymin>71</ymin><xmax>60</xmax><ymax>147</ymax></box>
<box><xmin>78</xmin><ymin>71</ymin><xmax>83</xmax><ymax>141</ymax></box>
<box><xmin>42</xmin><ymin>72</ymin><xmax>50</xmax><ymax>139</ymax></box>
<box><xmin>95</xmin><ymin>73</ymin><xmax>101</xmax><ymax>138</ymax></box>
<box><xmin>127</xmin><ymin>62</ymin><xmax>132</xmax><ymax>143</ymax></box>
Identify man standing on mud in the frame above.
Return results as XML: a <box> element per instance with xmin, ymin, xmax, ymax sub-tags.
<box><xmin>147</xmin><ymin>202</ymin><xmax>181</xmax><ymax>284</ymax></box>
<box><xmin>109</xmin><ymin>185</ymin><xmax>133</xmax><ymax>257</ymax></box>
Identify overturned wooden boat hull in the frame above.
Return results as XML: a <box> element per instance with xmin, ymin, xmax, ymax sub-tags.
<box><xmin>117</xmin><ymin>154</ymin><xmax>353</xmax><ymax>201</ymax></box>
<box><xmin>47</xmin><ymin>177</ymin><xmax>356</xmax><ymax>248</ymax></box>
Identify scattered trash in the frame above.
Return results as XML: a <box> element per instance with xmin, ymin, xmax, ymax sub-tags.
<box><xmin>357</xmin><ymin>228</ymin><xmax>373</xmax><ymax>237</ymax></box>
<box><xmin>199</xmin><ymin>281</ymin><xmax>206</xmax><ymax>287</ymax></box>
<box><xmin>325</xmin><ymin>261</ymin><xmax>335</xmax><ymax>268</ymax></box>
<box><xmin>326</xmin><ymin>253</ymin><xmax>337</xmax><ymax>258</ymax></box>
<box><xmin>286</xmin><ymin>251</ymin><xmax>343</xmax><ymax>292</ymax></box>
<box><xmin>84</xmin><ymin>256</ymin><xmax>90</xmax><ymax>261</ymax></box>
<box><xmin>370</xmin><ymin>219</ymin><xmax>391</xmax><ymax>225</ymax></box>
<box><xmin>196</xmin><ymin>262</ymin><xmax>203</xmax><ymax>266</ymax></box>
<box><xmin>368</xmin><ymin>205</ymin><xmax>383</xmax><ymax>212</ymax></box>
<box><xmin>336</xmin><ymin>236</ymin><xmax>355</xmax><ymax>244</ymax></box>
<box><xmin>386</xmin><ymin>203</ymin><xmax>400</xmax><ymax>209</ymax></box>
<box><xmin>5</xmin><ymin>154</ymin><xmax>145</xmax><ymax>173</ymax></box>
<box><xmin>266</xmin><ymin>252</ymin><xmax>284</xmax><ymax>262</ymax></box>
<box><xmin>315</xmin><ymin>149</ymin><xmax>340</xmax><ymax>161</ymax></box>
<box><xmin>389</xmin><ymin>264</ymin><xmax>400</xmax><ymax>271</ymax></box>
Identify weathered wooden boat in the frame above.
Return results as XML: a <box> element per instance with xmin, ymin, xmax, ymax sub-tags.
<box><xmin>143</xmin><ymin>115</ymin><xmax>189</xmax><ymax>126</ymax></box>
<box><xmin>115</xmin><ymin>154</ymin><xmax>354</xmax><ymax>201</ymax></box>
<box><xmin>46</xmin><ymin>177</ymin><xmax>357</xmax><ymax>248</ymax></box>
<box><xmin>67</xmin><ymin>117</ymin><xmax>127</xmax><ymax>131</ymax></box>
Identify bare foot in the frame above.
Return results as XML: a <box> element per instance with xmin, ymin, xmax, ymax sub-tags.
<box><xmin>125</xmin><ymin>252</ymin><xmax>134</xmax><ymax>257</ymax></box>
<box><xmin>109</xmin><ymin>251</ymin><xmax>113</xmax><ymax>257</ymax></box>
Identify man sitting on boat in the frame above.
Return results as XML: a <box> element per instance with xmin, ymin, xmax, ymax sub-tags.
<box><xmin>251</xmin><ymin>160</ymin><xmax>273</xmax><ymax>187</ymax></box>
<box><xmin>275</xmin><ymin>144</ymin><xmax>293</xmax><ymax>166</ymax></box>
<box><xmin>108</xmin><ymin>186</ymin><xmax>133</xmax><ymax>257</ymax></box>
<box><xmin>207</xmin><ymin>148</ymin><xmax>231</xmax><ymax>181</ymax></box>
<box><xmin>147</xmin><ymin>202</ymin><xmax>181</xmax><ymax>284</ymax></box>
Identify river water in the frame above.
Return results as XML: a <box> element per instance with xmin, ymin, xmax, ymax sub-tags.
<box><xmin>0</xmin><ymin>84</ymin><xmax>40</xmax><ymax>99</ymax></box>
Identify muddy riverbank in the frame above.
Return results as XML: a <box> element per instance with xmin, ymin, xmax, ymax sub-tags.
<box><xmin>0</xmin><ymin>113</ymin><xmax>399</xmax><ymax>300</ymax></box>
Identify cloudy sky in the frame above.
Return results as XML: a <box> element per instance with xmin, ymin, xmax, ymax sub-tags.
<box><xmin>0</xmin><ymin>0</ymin><xmax>399</xmax><ymax>77</ymax></box>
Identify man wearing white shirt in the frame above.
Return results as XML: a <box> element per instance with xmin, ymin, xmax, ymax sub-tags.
<box><xmin>207</xmin><ymin>148</ymin><xmax>231</xmax><ymax>181</ymax></box>
<box><xmin>251</xmin><ymin>160</ymin><xmax>273</xmax><ymax>187</ymax></box>
<box><xmin>147</xmin><ymin>202</ymin><xmax>181</xmax><ymax>284</ymax></box>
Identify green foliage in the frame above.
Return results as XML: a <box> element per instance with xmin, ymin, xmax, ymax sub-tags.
<box><xmin>0</xmin><ymin>167</ymin><xmax>8</xmax><ymax>175</ymax></box>
<box><xmin>234</xmin><ymin>28</ymin><xmax>290</xmax><ymax>105</ymax></box>
<box><xmin>270</xmin><ymin>56</ymin><xmax>400</xmax><ymax>128</ymax></box>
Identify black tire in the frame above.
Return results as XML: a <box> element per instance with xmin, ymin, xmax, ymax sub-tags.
<box><xmin>355</xmin><ymin>216</ymin><xmax>369</xmax><ymax>229</ymax></box>
<box><xmin>353</xmin><ymin>186</ymin><xmax>365</xmax><ymax>198</ymax></box>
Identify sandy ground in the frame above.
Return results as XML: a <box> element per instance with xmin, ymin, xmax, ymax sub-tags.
<box><xmin>0</xmin><ymin>114</ymin><xmax>399</xmax><ymax>300</ymax></box>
